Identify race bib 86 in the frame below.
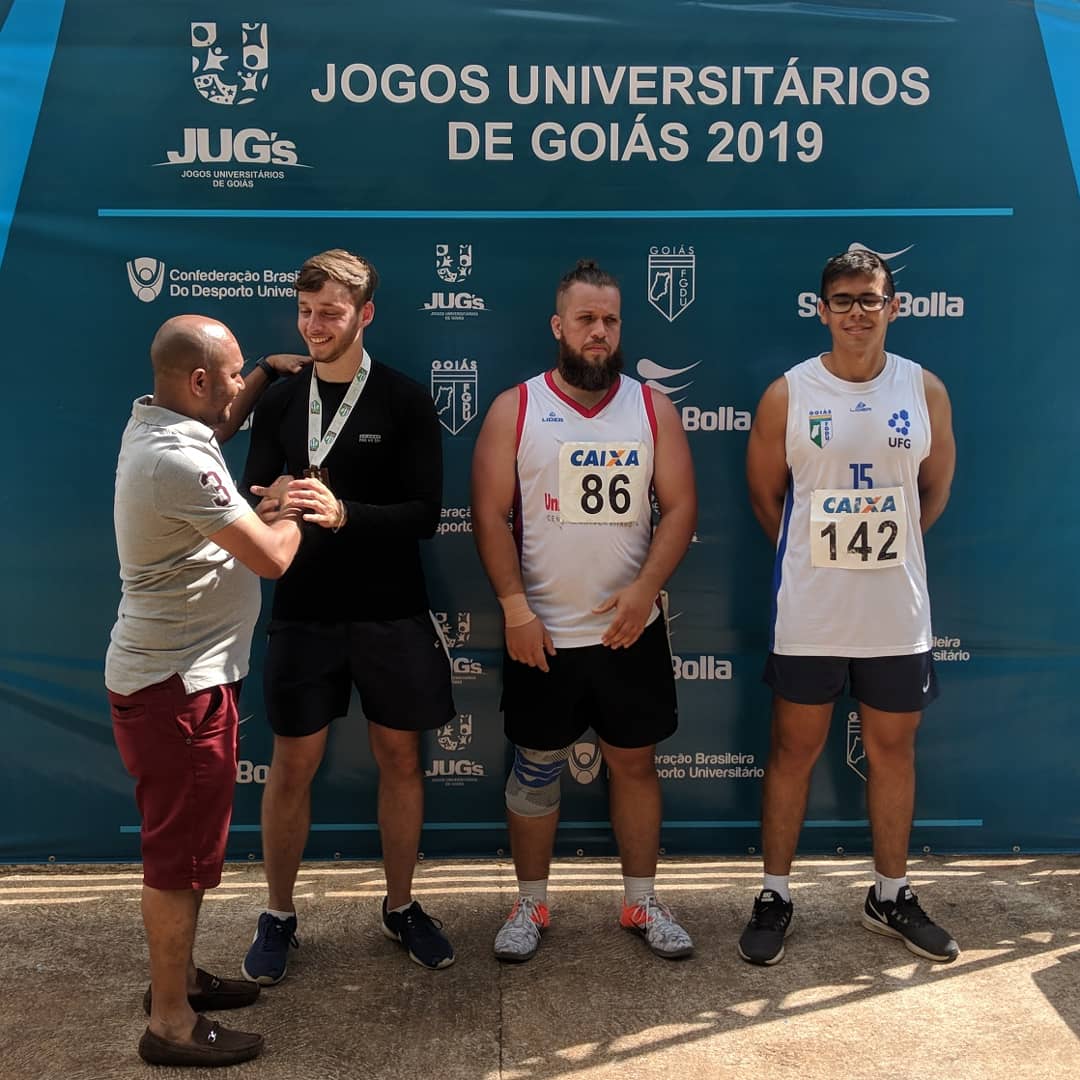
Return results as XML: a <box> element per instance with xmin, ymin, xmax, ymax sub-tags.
<box><xmin>557</xmin><ymin>441</ymin><xmax>648</xmax><ymax>525</ymax></box>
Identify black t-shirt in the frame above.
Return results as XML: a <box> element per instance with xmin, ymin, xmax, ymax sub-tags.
<box><xmin>241</xmin><ymin>360</ymin><xmax>442</xmax><ymax>622</ymax></box>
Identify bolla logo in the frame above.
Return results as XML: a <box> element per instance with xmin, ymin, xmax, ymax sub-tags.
<box><xmin>191</xmin><ymin>21</ymin><xmax>269</xmax><ymax>105</ymax></box>
<box><xmin>672</xmin><ymin>655</ymin><xmax>733</xmax><ymax>681</ymax></box>
<box><xmin>797</xmin><ymin>242</ymin><xmax>965</xmax><ymax>319</ymax></box>
<box><xmin>127</xmin><ymin>257</ymin><xmax>165</xmax><ymax>302</ymax></box>
<box><xmin>638</xmin><ymin>358</ymin><xmax>748</xmax><ymax>433</ymax></box>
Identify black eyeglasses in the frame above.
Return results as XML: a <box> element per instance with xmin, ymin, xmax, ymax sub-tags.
<box><xmin>823</xmin><ymin>293</ymin><xmax>893</xmax><ymax>313</ymax></box>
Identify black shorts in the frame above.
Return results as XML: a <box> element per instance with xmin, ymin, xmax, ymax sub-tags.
<box><xmin>264</xmin><ymin>614</ymin><xmax>456</xmax><ymax>737</ymax></box>
<box><xmin>763</xmin><ymin>651</ymin><xmax>938</xmax><ymax>714</ymax></box>
<box><xmin>501</xmin><ymin>616</ymin><xmax>678</xmax><ymax>751</ymax></box>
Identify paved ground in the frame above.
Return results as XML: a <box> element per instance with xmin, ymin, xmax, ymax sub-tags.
<box><xmin>2</xmin><ymin>855</ymin><xmax>1078</xmax><ymax>1079</ymax></box>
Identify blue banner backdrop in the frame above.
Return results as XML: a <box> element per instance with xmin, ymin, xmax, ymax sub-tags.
<box><xmin>1</xmin><ymin>0</ymin><xmax>1078</xmax><ymax>860</ymax></box>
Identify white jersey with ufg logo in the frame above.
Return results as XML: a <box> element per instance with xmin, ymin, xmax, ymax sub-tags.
<box><xmin>772</xmin><ymin>352</ymin><xmax>932</xmax><ymax>657</ymax></box>
<box><xmin>515</xmin><ymin>371</ymin><xmax>659</xmax><ymax>648</ymax></box>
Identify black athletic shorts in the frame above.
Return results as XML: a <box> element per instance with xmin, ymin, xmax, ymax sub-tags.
<box><xmin>264</xmin><ymin>614</ymin><xmax>456</xmax><ymax>737</ymax></box>
<box><xmin>501</xmin><ymin>615</ymin><xmax>678</xmax><ymax>751</ymax></box>
<box><xmin>763</xmin><ymin>651</ymin><xmax>938</xmax><ymax>713</ymax></box>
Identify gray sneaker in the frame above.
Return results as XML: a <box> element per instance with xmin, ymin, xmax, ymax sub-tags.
<box><xmin>621</xmin><ymin>895</ymin><xmax>694</xmax><ymax>959</ymax></box>
<box><xmin>493</xmin><ymin>896</ymin><xmax>550</xmax><ymax>962</ymax></box>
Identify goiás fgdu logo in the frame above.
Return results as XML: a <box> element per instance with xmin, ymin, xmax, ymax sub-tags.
<box><xmin>809</xmin><ymin>408</ymin><xmax>833</xmax><ymax>448</ymax></box>
<box><xmin>191</xmin><ymin>21</ymin><xmax>269</xmax><ymax>105</ymax></box>
<box><xmin>796</xmin><ymin>242</ymin><xmax>964</xmax><ymax>319</ymax></box>
<box><xmin>435</xmin><ymin>243</ymin><xmax>472</xmax><ymax>284</ymax></box>
<box><xmin>647</xmin><ymin>245</ymin><xmax>696</xmax><ymax>322</ymax></box>
<box><xmin>432</xmin><ymin>359</ymin><xmax>478</xmax><ymax>435</ymax></box>
<box><xmin>127</xmin><ymin>257</ymin><xmax>165</xmax><ymax>303</ymax></box>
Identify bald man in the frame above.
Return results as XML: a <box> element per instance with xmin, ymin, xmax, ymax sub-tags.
<box><xmin>105</xmin><ymin>316</ymin><xmax>305</xmax><ymax>1068</ymax></box>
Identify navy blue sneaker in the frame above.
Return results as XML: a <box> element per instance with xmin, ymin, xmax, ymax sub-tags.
<box><xmin>381</xmin><ymin>899</ymin><xmax>455</xmax><ymax>969</ymax></box>
<box><xmin>241</xmin><ymin>912</ymin><xmax>299</xmax><ymax>985</ymax></box>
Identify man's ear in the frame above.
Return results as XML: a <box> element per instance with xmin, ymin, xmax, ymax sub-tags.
<box><xmin>550</xmin><ymin>313</ymin><xmax>562</xmax><ymax>340</ymax></box>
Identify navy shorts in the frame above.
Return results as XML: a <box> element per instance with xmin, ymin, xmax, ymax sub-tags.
<box><xmin>264</xmin><ymin>613</ymin><xmax>456</xmax><ymax>737</ymax></box>
<box><xmin>501</xmin><ymin>615</ymin><xmax>678</xmax><ymax>751</ymax></box>
<box><xmin>763</xmin><ymin>651</ymin><xmax>938</xmax><ymax>713</ymax></box>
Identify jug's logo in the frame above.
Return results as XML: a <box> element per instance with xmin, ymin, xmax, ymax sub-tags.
<box><xmin>191</xmin><ymin>21</ymin><xmax>269</xmax><ymax>105</ymax></box>
<box><xmin>127</xmin><ymin>258</ymin><xmax>165</xmax><ymax>302</ymax></box>
<box><xmin>436</xmin><ymin>243</ymin><xmax>473</xmax><ymax>284</ymax></box>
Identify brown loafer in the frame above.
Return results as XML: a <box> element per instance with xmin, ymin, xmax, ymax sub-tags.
<box><xmin>143</xmin><ymin>968</ymin><xmax>260</xmax><ymax>1015</ymax></box>
<box><xmin>138</xmin><ymin>1015</ymin><xmax>263</xmax><ymax>1067</ymax></box>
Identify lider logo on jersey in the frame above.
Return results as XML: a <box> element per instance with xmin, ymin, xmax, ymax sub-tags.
<box><xmin>191</xmin><ymin>21</ymin><xmax>269</xmax><ymax>105</ymax></box>
<box><xmin>809</xmin><ymin>409</ymin><xmax>833</xmax><ymax>448</ymax></box>
<box><xmin>568</xmin><ymin>447</ymin><xmax>641</xmax><ymax>468</ymax></box>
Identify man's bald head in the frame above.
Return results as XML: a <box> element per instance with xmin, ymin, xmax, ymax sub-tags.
<box><xmin>150</xmin><ymin>315</ymin><xmax>235</xmax><ymax>383</ymax></box>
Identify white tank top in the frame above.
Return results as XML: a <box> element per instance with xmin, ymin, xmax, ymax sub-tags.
<box><xmin>772</xmin><ymin>352</ymin><xmax>932</xmax><ymax>657</ymax></box>
<box><xmin>515</xmin><ymin>371</ymin><xmax>659</xmax><ymax>648</ymax></box>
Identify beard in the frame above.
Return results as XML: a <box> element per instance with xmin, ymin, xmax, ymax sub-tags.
<box><xmin>557</xmin><ymin>340</ymin><xmax>624</xmax><ymax>392</ymax></box>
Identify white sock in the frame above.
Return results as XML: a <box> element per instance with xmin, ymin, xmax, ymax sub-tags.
<box><xmin>266</xmin><ymin>908</ymin><xmax>295</xmax><ymax>921</ymax></box>
<box><xmin>623</xmin><ymin>875</ymin><xmax>655</xmax><ymax>907</ymax></box>
<box><xmin>388</xmin><ymin>899</ymin><xmax>413</xmax><ymax>915</ymax></box>
<box><xmin>875</xmin><ymin>873</ymin><xmax>908</xmax><ymax>903</ymax></box>
<box><xmin>517</xmin><ymin>879</ymin><xmax>549</xmax><ymax>905</ymax></box>
<box><xmin>763</xmin><ymin>874</ymin><xmax>791</xmax><ymax>902</ymax></box>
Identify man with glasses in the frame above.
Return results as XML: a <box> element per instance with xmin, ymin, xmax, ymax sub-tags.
<box><xmin>739</xmin><ymin>249</ymin><xmax>958</xmax><ymax>966</ymax></box>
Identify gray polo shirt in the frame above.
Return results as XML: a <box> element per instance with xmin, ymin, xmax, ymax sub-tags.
<box><xmin>105</xmin><ymin>396</ymin><xmax>261</xmax><ymax>696</ymax></box>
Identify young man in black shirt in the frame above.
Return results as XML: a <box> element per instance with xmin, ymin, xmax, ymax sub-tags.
<box><xmin>240</xmin><ymin>249</ymin><xmax>456</xmax><ymax>979</ymax></box>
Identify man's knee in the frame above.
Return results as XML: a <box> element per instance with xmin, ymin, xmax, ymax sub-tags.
<box><xmin>602</xmin><ymin>744</ymin><xmax>657</xmax><ymax>782</ymax></box>
<box><xmin>268</xmin><ymin>732</ymin><xmax>327</xmax><ymax>790</ymax></box>
<box><xmin>505</xmin><ymin>745</ymin><xmax>570</xmax><ymax>817</ymax></box>
<box><xmin>370</xmin><ymin>727</ymin><xmax>421</xmax><ymax>777</ymax></box>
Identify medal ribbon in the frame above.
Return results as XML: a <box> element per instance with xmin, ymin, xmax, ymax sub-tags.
<box><xmin>307</xmin><ymin>349</ymin><xmax>372</xmax><ymax>470</ymax></box>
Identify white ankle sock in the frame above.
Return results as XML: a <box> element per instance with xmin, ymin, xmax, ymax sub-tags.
<box><xmin>875</xmin><ymin>873</ymin><xmax>908</xmax><ymax>903</ymax></box>
<box><xmin>388</xmin><ymin>900</ymin><xmax>413</xmax><ymax>915</ymax></box>
<box><xmin>266</xmin><ymin>908</ymin><xmax>295</xmax><ymax>921</ymax></box>
<box><xmin>517</xmin><ymin>879</ymin><xmax>549</xmax><ymax>904</ymax></box>
<box><xmin>762</xmin><ymin>874</ymin><xmax>791</xmax><ymax>902</ymax></box>
<box><xmin>623</xmin><ymin>875</ymin><xmax>655</xmax><ymax>907</ymax></box>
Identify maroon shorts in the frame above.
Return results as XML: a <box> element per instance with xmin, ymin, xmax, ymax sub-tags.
<box><xmin>109</xmin><ymin>674</ymin><xmax>241</xmax><ymax>891</ymax></box>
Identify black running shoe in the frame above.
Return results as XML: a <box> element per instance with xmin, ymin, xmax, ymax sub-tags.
<box><xmin>737</xmin><ymin>890</ymin><xmax>793</xmax><ymax>965</ymax></box>
<box><xmin>381</xmin><ymin>898</ymin><xmax>456</xmax><ymax>969</ymax></box>
<box><xmin>862</xmin><ymin>885</ymin><xmax>959</xmax><ymax>963</ymax></box>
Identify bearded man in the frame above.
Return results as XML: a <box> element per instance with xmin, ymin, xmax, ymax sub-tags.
<box><xmin>471</xmin><ymin>259</ymin><xmax>698</xmax><ymax>963</ymax></box>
